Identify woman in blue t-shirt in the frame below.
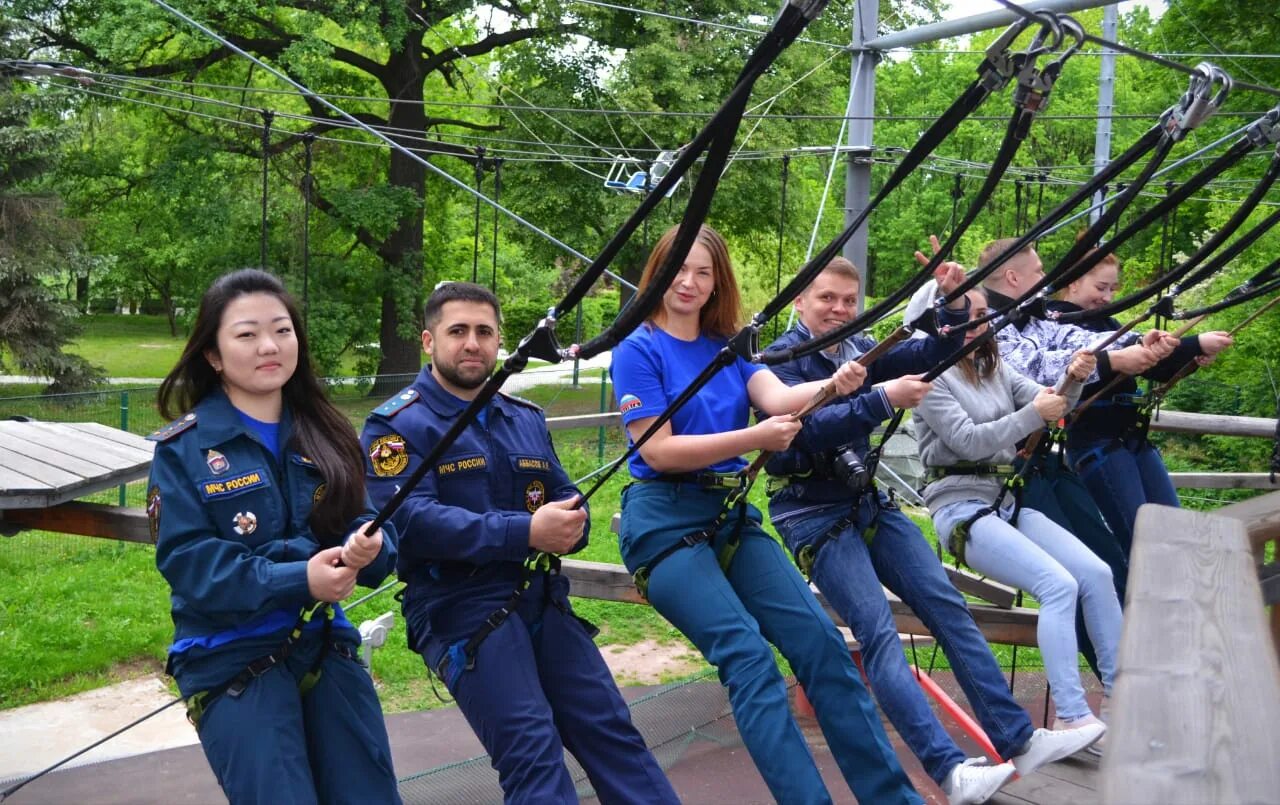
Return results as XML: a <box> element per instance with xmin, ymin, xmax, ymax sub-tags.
<box><xmin>148</xmin><ymin>269</ymin><xmax>401</xmax><ymax>804</ymax></box>
<box><xmin>611</xmin><ymin>225</ymin><xmax>921</xmax><ymax>804</ymax></box>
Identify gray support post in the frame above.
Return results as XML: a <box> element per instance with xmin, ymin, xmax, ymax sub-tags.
<box><xmin>1090</xmin><ymin>4</ymin><xmax>1119</xmax><ymax>225</ymax></box>
<box><xmin>844</xmin><ymin>0</ymin><xmax>878</xmax><ymax>313</ymax></box>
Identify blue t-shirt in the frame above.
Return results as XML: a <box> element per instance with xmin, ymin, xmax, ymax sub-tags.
<box><xmin>236</xmin><ymin>409</ymin><xmax>280</xmax><ymax>459</ymax></box>
<box><xmin>610</xmin><ymin>323</ymin><xmax>764</xmax><ymax>479</ymax></box>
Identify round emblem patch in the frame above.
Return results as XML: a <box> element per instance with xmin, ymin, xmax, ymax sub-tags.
<box><xmin>232</xmin><ymin>511</ymin><xmax>258</xmax><ymax>535</ymax></box>
<box><xmin>525</xmin><ymin>480</ymin><xmax>546</xmax><ymax>513</ymax></box>
<box><xmin>369</xmin><ymin>434</ymin><xmax>409</xmax><ymax>477</ymax></box>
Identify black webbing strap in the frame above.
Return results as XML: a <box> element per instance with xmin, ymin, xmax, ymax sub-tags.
<box><xmin>792</xmin><ymin>485</ymin><xmax>885</xmax><ymax>580</ymax></box>
<box><xmin>632</xmin><ymin>495</ymin><xmax>749</xmax><ymax>599</ymax></box>
<box><xmin>459</xmin><ymin>552</ymin><xmax>562</xmax><ymax>668</ymax></box>
<box><xmin>1057</xmin><ymin>121</ymin><xmax>1280</xmax><ymax>325</ymax></box>
<box><xmin>937</xmin><ymin>458</ymin><xmax>1029</xmax><ymax>569</ymax></box>
<box><xmin>185</xmin><ymin>602</ymin><xmax>332</xmax><ymax>726</ymax></box>
<box><xmin>767</xmin><ymin>16</ymin><xmax>1073</xmax><ymax>364</ymax></box>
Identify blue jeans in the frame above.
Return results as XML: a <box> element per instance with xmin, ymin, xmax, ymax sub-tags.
<box><xmin>621</xmin><ymin>481</ymin><xmax>921</xmax><ymax>805</ymax></box>
<box><xmin>1067</xmin><ymin>434</ymin><xmax>1179</xmax><ymax>558</ymax></box>
<box><xmin>777</xmin><ymin>493</ymin><xmax>1034</xmax><ymax>784</ymax></box>
<box><xmin>935</xmin><ymin>502</ymin><xmax>1122</xmax><ymax>721</ymax></box>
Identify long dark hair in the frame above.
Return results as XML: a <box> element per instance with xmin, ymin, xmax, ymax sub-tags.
<box><xmin>956</xmin><ymin>288</ymin><xmax>1001</xmax><ymax>387</ymax></box>
<box><xmin>638</xmin><ymin>224</ymin><xmax>743</xmax><ymax>338</ymax></box>
<box><xmin>158</xmin><ymin>269</ymin><xmax>364</xmax><ymax>545</ymax></box>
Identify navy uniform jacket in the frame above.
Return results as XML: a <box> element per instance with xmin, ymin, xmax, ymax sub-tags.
<box><xmin>360</xmin><ymin>366</ymin><xmax>588</xmax><ymax>652</ymax></box>
<box><xmin>764</xmin><ymin>310</ymin><xmax>967</xmax><ymax>525</ymax></box>
<box><xmin>148</xmin><ymin>388</ymin><xmax>397</xmax><ymax>695</ymax></box>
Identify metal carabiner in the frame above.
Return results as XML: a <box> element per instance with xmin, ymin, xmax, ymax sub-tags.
<box><xmin>977</xmin><ymin>15</ymin><xmax>1038</xmax><ymax>91</ymax></box>
<box><xmin>1245</xmin><ymin>104</ymin><xmax>1280</xmax><ymax>148</ymax></box>
<box><xmin>1164</xmin><ymin>62</ymin><xmax>1232</xmax><ymax>140</ymax></box>
<box><xmin>1012</xmin><ymin>14</ymin><xmax>1084</xmax><ymax>119</ymax></box>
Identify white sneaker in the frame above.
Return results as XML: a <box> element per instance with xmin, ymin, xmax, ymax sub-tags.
<box><xmin>1011</xmin><ymin>722</ymin><xmax>1107</xmax><ymax>775</ymax></box>
<box><xmin>1052</xmin><ymin>713</ymin><xmax>1107</xmax><ymax>757</ymax></box>
<box><xmin>941</xmin><ymin>758</ymin><xmax>1017</xmax><ymax>805</ymax></box>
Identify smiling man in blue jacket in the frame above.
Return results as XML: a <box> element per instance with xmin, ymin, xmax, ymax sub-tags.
<box><xmin>361</xmin><ymin>282</ymin><xmax>674</xmax><ymax>805</ymax></box>
<box><xmin>764</xmin><ymin>255</ymin><xmax>1103</xmax><ymax>804</ymax></box>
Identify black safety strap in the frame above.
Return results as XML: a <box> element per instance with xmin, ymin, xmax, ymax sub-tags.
<box><xmin>1053</xmin><ymin>114</ymin><xmax>1280</xmax><ymax>325</ymax></box>
<box><xmin>366</xmin><ymin>4</ymin><xmax>824</xmax><ymax>535</ymax></box>
<box><xmin>464</xmin><ymin>553</ymin><xmax>560</xmax><ymax>666</ymax></box>
<box><xmin>185</xmin><ymin>602</ymin><xmax>333</xmax><ymax>727</ymax></box>
<box><xmin>1271</xmin><ymin>415</ymin><xmax>1280</xmax><ymax>484</ymax></box>
<box><xmin>941</xmin><ymin>64</ymin><xmax>1232</xmax><ymax>336</ymax></box>
<box><xmin>767</xmin><ymin>16</ymin><xmax>1076</xmax><ymax>364</ymax></box>
<box><xmin>632</xmin><ymin>495</ymin><xmax>749</xmax><ymax>599</ymax></box>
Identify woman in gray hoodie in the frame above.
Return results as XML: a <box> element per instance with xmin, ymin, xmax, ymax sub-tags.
<box><xmin>914</xmin><ymin>288</ymin><xmax>1123</xmax><ymax>746</ymax></box>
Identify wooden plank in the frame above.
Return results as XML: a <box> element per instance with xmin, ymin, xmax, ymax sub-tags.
<box><xmin>944</xmin><ymin>566</ymin><xmax>1018</xmax><ymax>609</ymax></box>
<box><xmin>2</xmin><ymin>421</ymin><xmax>146</xmax><ymax>472</ymax></box>
<box><xmin>52</xmin><ymin>422</ymin><xmax>155</xmax><ymax>462</ymax></box>
<box><xmin>1101</xmin><ymin>504</ymin><xmax>1280</xmax><ymax>805</ymax></box>
<box><xmin>61</xmin><ymin>421</ymin><xmax>155</xmax><ymax>453</ymax></box>
<box><xmin>1147</xmin><ymin>409</ymin><xmax>1277</xmax><ymax>439</ymax></box>
<box><xmin>0</xmin><ymin>423</ymin><xmax>116</xmax><ymax>475</ymax></box>
<box><xmin>2</xmin><ymin>503</ymin><xmax>152</xmax><ymax>544</ymax></box>
<box><xmin>610</xmin><ymin>510</ymin><xmax>1018</xmax><ymax>609</ymax></box>
<box><xmin>1168</xmin><ymin>472</ymin><xmax>1280</xmax><ymax>490</ymax></box>
<box><xmin>0</xmin><ymin>444</ymin><xmax>82</xmax><ymax>489</ymax></box>
<box><xmin>989</xmin><ymin>762</ymin><xmax>1097</xmax><ymax>805</ymax></box>
<box><xmin>546</xmin><ymin>412</ymin><xmax>619</xmax><ymax>432</ymax></box>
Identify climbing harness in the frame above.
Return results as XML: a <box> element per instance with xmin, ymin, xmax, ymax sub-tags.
<box><xmin>184</xmin><ymin>602</ymin><xmax>337</xmax><ymax>727</ymax></box>
<box><xmin>433</xmin><ymin>552</ymin><xmax>577</xmax><ymax>684</ymax></box>
<box><xmin>630</xmin><ymin>479</ymin><xmax>751</xmax><ymax>599</ymax></box>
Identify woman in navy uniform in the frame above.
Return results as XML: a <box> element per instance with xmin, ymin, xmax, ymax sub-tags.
<box><xmin>361</xmin><ymin>282</ymin><xmax>675</xmax><ymax>804</ymax></box>
<box><xmin>148</xmin><ymin>269</ymin><xmax>401</xmax><ymax>804</ymax></box>
<box><xmin>611</xmin><ymin>225</ymin><xmax>922</xmax><ymax>804</ymax></box>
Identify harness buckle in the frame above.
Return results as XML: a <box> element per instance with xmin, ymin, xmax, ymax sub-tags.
<box><xmin>483</xmin><ymin>608</ymin><xmax>510</xmax><ymax>631</ymax></box>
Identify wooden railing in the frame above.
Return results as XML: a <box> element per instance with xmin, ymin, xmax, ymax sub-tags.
<box><xmin>1100</xmin><ymin>494</ymin><xmax>1280</xmax><ymax>804</ymax></box>
<box><xmin>549</xmin><ymin>409</ymin><xmax>1280</xmax><ymax>490</ymax></box>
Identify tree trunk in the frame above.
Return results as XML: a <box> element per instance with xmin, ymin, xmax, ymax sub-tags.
<box><xmin>372</xmin><ymin>20</ymin><xmax>428</xmax><ymax>394</ymax></box>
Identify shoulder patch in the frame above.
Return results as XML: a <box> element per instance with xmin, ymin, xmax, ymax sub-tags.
<box><xmin>497</xmin><ymin>391</ymin><xmax>542</xmax><ymax>412</ymax></box>
<box><xmin>373</xmin><ymin>388</ymin><xmax>419</xmax><ymax>418</ymax></box>
<box><xmin>148</xmin><ymin>412</ymin><xmax>198</xmax><ymax>442</ymax></box>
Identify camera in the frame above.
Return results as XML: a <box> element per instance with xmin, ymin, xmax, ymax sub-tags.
<box><xmin>830</xmin><ymin>445</ymin><xmax>870</xmax><ymax>492</ymax></box>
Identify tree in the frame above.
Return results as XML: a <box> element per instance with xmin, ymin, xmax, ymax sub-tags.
<box><xmin>0</xmin><ymin>22</ymin><xmax>102</xmax><ymax>391</ymax></box>
<box><xmin>17</xmin><ymin>0</ymin><xmax>575</xmax><ymax>377</ymax></box>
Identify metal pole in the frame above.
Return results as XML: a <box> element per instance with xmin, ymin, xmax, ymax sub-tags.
<box><xmin>865</xmin><ymin>0</ymin><xmax>1117</xmax><ymax>51</ymax></box>
<box><xmin>1090</xmin><ymin>4</ymin><xmax>1118</xmax><ymax>225</ymax></box>
<box><xmin>844</xmin><ymin>0</ymin><xmax>878</xmax><ymax>312</ymax></box>
<box><xmin>118</xmin><ymin>391</ymin><xmax>128</xmax><ymax>506</ymax></box>
<box><xmin>597</xmin><ymin>367</ymin><xmax>608</xmax><ymax>464</ymax></box>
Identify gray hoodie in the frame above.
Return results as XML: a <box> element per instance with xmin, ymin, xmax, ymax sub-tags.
<box><xmin>915</xmin><ymin>360</ymin><xmax>1063</xmax><ymax>512</ymax></box>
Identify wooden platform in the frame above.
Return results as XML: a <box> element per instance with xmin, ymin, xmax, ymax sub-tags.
<box><xmin>0</xmin><ymin>421</ymin><xmax>153</xmax><ymax>510</ymax></box>
<box><xmin>1</xmin><ymin>670</ymin><xmax>1104</xmax><ymax>805</ymax></box>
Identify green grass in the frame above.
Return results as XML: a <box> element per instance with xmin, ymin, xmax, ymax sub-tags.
<box><xmin>69</xmin><ymin>315</ymin><xmax>185</xmax><ymax>378</ymax></box>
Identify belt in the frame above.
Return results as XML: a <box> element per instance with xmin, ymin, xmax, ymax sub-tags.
<box><xmin>642</xmin><ymin>472</ymin><xmax>741</xmax><ymax>490</ymax></box>
<box><xmin>929</xmin><ymin>463</ymin><xmax>1014</xmax><ymax>481</ymax></box>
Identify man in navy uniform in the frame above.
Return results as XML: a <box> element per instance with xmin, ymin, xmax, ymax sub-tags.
<box><xmin>361</xmin><ymin>282</ymin><xmax>676</xmax><ymax>804</ymax></box>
